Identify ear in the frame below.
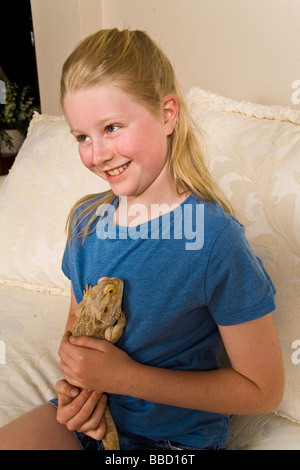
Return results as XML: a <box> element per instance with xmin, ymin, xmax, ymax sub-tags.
<box><xmin>162</xmin><ymin>95</ymin><xmax>179</xmax><ymax>136</ymax></box>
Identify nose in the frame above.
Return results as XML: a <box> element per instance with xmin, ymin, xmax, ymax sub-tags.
<box><xmin>91</xmin><ymin>139</ymin><xmax>114</xmax><ymax>166</ymax></box>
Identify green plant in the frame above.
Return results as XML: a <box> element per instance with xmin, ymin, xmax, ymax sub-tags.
<box><xmin>0</xmin><ymin>82</ymin><xmax>34</xmax><ymax>149</ymax></box>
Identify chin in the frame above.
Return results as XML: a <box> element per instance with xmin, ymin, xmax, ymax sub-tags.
<box><xmin>109</xmin><ymin>185</ymin><xmax>139</xmax><ymax>198</ymax></box>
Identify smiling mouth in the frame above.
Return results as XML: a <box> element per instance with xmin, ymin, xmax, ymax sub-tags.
<box><xmin>106</xmin><ymin>163</ymin><xmax>129</xmax><ymax>176</ymax></box>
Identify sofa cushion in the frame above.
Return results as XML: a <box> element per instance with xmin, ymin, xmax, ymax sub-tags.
<box><xmin>186</xmin><ymin>87</ymin><xmax>300</xmax><ymax>423</ymax></box>
<box><xmin>0</xmin><ymin>112</ymin><xmax>109</xmax><ymax>293</ymax></box>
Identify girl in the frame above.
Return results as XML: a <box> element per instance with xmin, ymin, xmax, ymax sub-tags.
<box><xmin>0</xmin><ymin>29</ymin><xmax>284</xmax><ymax>450</ymax></box>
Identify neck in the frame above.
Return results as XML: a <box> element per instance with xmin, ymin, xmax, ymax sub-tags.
<box><xmin>113</xmin><ymin>163</ymin><xmax>190</xmax><ymax>226</ymax></box>
<box><xmin>115</xmin><ymin>189</ymin><xmax>190</xmax><ymax>227</ymax></box>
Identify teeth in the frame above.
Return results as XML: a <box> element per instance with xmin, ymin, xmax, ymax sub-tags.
<box><xmin>107</xmin><ymin>163</ymin><xmax>129</xmax><ymax>176</ymax></box>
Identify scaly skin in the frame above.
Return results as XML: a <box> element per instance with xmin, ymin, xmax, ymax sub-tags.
<box><xmin>72</xmin><ymin>277</ymin><xmax>126</xmax><ymax>450</ymax></box>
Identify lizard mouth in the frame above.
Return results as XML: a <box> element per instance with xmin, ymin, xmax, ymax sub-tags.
<box><xmin>100</xmin><ymin>308</ymin><xmax>123</xmax><ymax>325</ymax></box>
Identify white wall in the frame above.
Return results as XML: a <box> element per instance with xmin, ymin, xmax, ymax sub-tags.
<box><xmin>102</xmin><ymin>0</ymin><xmax>300</xmax><ymax>109</ymax></box>
<box><xmin>31</xmin><ymin>0</ymin><xmax>102</xmax><ymax>114</ymax></box>
<box><xmin>31</xmin><ymin>0</ymin><xmax>300</xmax><ymax>114</ymax></box>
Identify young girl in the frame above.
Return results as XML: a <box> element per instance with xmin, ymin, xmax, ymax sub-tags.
<box><xmin>0</xmin><ymin>28</ymin><xmax>284</xmax><ymax>450</ymax></box>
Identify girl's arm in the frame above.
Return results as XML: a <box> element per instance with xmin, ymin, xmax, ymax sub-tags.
<box><xmin>64</xmin><ymin>285</ymin><xmax>78</xmax><ymax>332</ymax></box>
<box><xmin>56</xmin><ymin>285</ymin><xmax>107</xmax><ymax>440</ymax></box>
<box><xmin>129</xmin><ymin>313</ymin><xmax>284</xmax><ymax>415</ymax></box>
<box><xmin>59</xmin><ymin>312</ymin><xmax>284</xmax><ymax>415</ymax></box>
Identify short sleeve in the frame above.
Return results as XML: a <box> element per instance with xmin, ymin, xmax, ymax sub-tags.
<box><xmin>60</xmin><ymin>198</ymin><xmax>98</xmax><ymax>283</ymax></box>
<box><xmin>205</xmin><ymin>218</ymin><xmax>276</xmax><ymax>326</ymax></box>
<box><xmin>61</xmin><ymin>240</ymin><xmax>71</xmax><ymax>280</ymax></box>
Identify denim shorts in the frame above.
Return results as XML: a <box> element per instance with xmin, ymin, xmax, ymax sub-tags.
<box><xmin>49</xmin><ymin>398</ymin><xmax>226</xmax><ymax>451</ymax></box>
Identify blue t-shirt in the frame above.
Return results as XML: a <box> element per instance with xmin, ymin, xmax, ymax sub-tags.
<box><xmin>62</xmin><ymin>193</ymin><xmax>276</xmax><ymax>447</ymax></box>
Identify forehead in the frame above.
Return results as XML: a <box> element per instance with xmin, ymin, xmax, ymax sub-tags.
<box><xmin>64</xmin><ymin>84</ymin><xmax>143</xmax><ymax>116</ymax></box>
<box><xmin>63</xmin><ymin>84</ymin><xmax>161</xmax><ymax>131</ymax></box>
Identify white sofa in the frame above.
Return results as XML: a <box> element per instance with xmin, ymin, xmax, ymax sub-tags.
<box><xmin>0</xmin><ymin>88</ymin><xmax>300</xmax><ymax>449</ymax></box>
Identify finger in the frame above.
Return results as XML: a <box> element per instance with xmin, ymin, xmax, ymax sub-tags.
<box><xmin>69</xmin><ymin>334</ymin><xmax>106</xmax><ymax>350</ymax></box>
<box><xmin>93</xmin><ymin>414</ymin><xmax>107</xmax><ymax>441</ymax></box>
<box><xmin>58</xmin><ymin>343</ymin><xmax>74</xmax><ymax>367</ymax></box>
<box><xmin>84</xmin><ymin>414</ymin><xmax>107</xmax><ymax>441</ymax></box>
<box><xmin>58</xmin><ymin>344</ymin><xmax>79</xmax><ymax>377</ymax></box>
<box><xmin>56</xmin><ymin>388</ymin><xmax>93</xmax><ymax>426</ymax></box>
<box><xmin>61</xmin><ymin>330</ymin><xmax>72</xmax><ymax>345</ymax></box>
<box><xmin>76</xmin><ymin>392</ymin><xmax>108</xmax><ymax>436</ymax></box>
<box><xmin>64</xmin><ymin>390</ymin><xmax>103</xmax><ymax>432</ymax></box>
<box><xmin>59</xmin><ymin>330</ymin><xmax>75</xmax><ymax>354</ymax></box>
<box><xmin>55</xmin><ymin>379</ymin><xmax>80</xmax><ymax>400</ymax></box>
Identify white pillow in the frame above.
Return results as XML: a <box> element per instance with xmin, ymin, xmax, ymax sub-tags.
<box><xmin>186</xmin><ymin>88</ymin><xmax>300</xmax><ymax>423</ymax></box>
<box><xmin>0</xmin><ymin>112</ymin><xmax>109</xmax><ymax>293</ymax></box>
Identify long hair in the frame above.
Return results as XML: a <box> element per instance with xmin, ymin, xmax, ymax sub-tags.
<box><xmin>61</xmin><ymin>28</ymin><xmax>233</xmax><ymax>241</ymax></box>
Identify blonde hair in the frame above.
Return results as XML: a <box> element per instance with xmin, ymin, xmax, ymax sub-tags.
<box><xmin>61</xmin><ymin>28</ymin><xmax>233</xmax><ymax>241</ymax></box>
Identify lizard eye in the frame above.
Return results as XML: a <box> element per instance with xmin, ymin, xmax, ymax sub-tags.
<box><xmin>105</xmin><ymin>285</ymin><xmax>116</xmax><ymax>295</ymax></box>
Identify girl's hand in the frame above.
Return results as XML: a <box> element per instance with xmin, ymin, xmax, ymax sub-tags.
<box><xmin>58</xmin><ymin>331</ymin><xmax>137</xmax><ymax>394</ymax></box>
<box><xmin>55</xmin><ymin>379</ymin><xmax>107</xmax><ymax>440</ymax></box>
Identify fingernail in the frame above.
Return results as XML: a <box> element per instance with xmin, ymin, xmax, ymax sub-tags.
<box><xmin>71</xmin><ymin>388</ymin><xmax>79</xmax><ymax>397</ymax></box>
<box><xmin>101</xmin><ymin>394</ymin><xmax>107</xmax><ymax>403</ymax></box>
<box><xmin>70</xmin><ymin>336</ymin><xmax>78</xmax><ymax>343</ymax></box>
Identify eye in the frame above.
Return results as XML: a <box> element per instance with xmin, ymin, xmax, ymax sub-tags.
<box><xmin>105</xmin><ymin>285</ymin><xmax>117</xmax><ymax>295</ymax></box>
<box><xmin>76</xmin><ymin>135</ymin><xmax>91</xmax><ymax>143</ymax></box>
<box><xmin>106</xmin><ymin>125</ymin><xmax>120</xmax><ymax>134</ymax></box>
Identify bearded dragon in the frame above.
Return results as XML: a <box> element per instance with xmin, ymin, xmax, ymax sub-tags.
<box><xmin>72</xmin><ymin>276</ymin><xmax>126</xmax><ymax>450</ymax></box>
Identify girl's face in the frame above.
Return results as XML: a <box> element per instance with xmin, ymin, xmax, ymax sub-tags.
<box><xmin>63</xmin><ymin>84</ymin><xmax>178</xmax><ymax>203</ymax></box>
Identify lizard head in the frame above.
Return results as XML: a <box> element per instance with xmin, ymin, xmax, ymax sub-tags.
<box><xmin>85</xmin><ymin>276</ymin><xmax>124</xmax><ymax>326</ymax></box>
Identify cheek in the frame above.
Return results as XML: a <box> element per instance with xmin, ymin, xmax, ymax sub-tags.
<box><xmin>78</xmin><ymin>147</ymin><xmax>92</xmax><ymax>169</ymax></box>
<box><xmin>121</xmin><ymin>130</ymin><xmax>164</xmax><ymax>163</ymax></box>
<box><xmin>117</xmin><ymin>133</ymin><xmax>140</xmax><ymax>157</ymax></box>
